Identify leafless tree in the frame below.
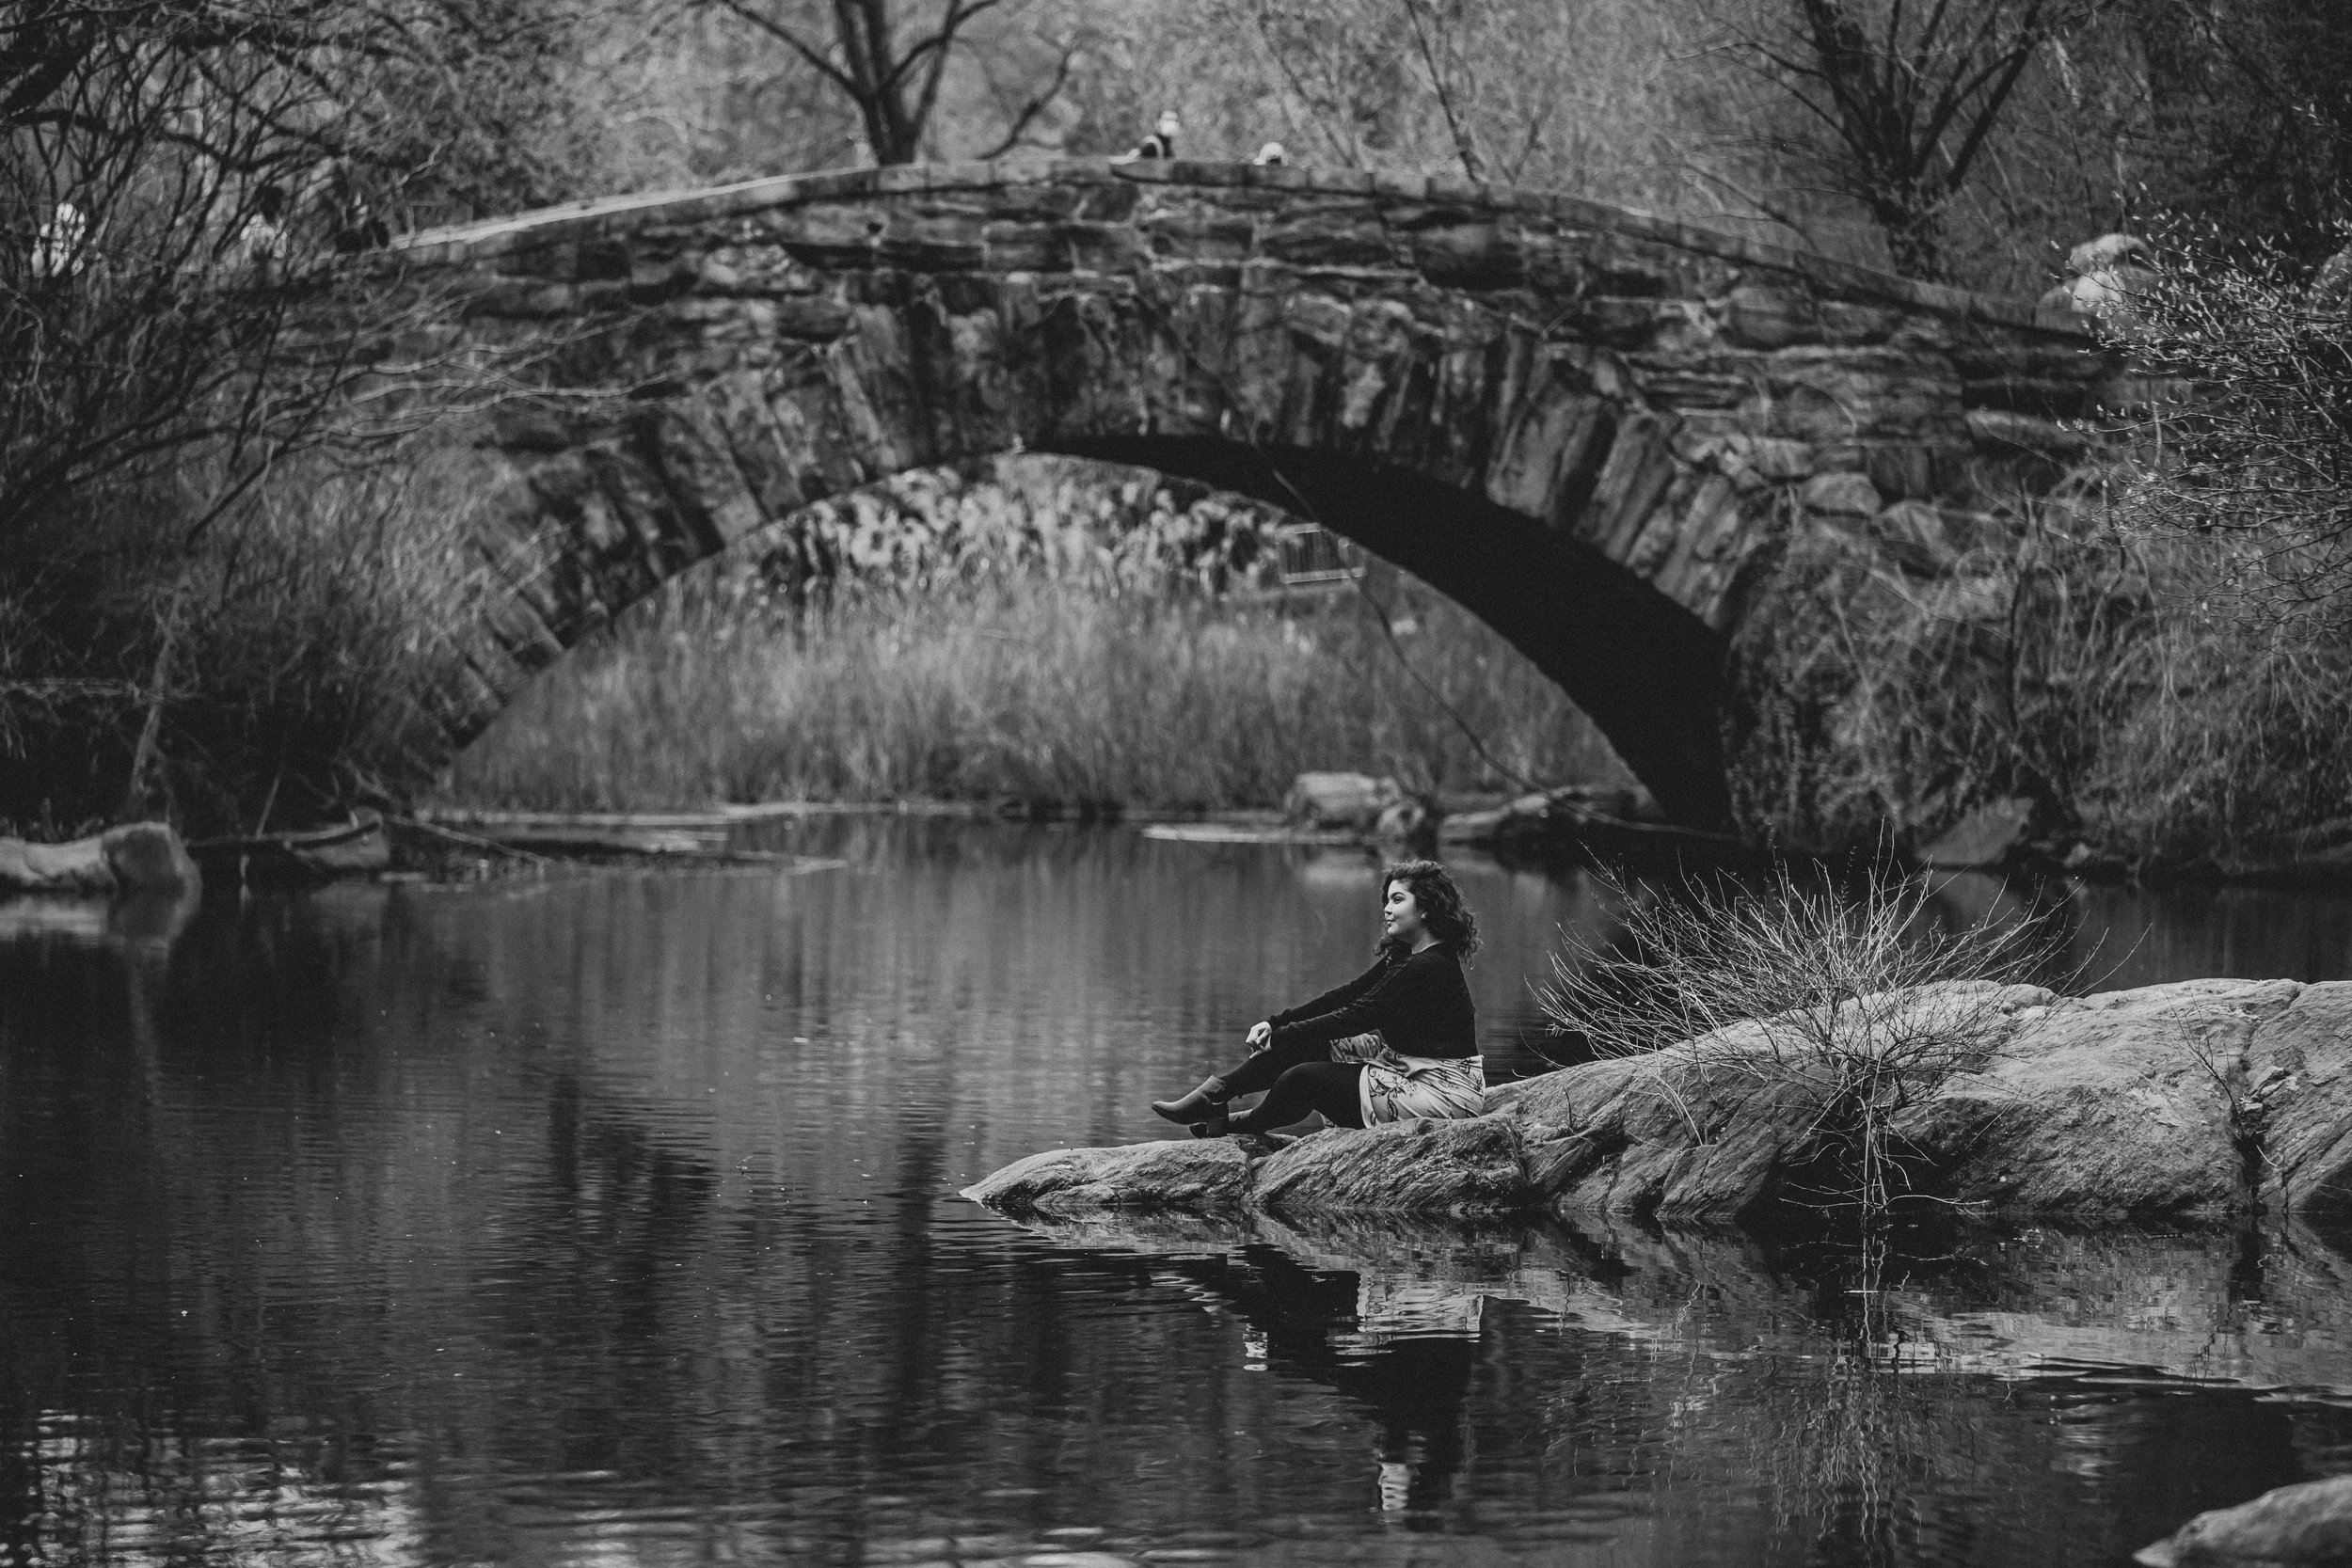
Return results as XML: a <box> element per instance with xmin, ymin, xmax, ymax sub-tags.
<box><xmin>1711</xmin><ymin>0</ymin><xmax>2115</xmax><ymax>280</ymax></box>
<box><xmin>8</xmin><ymin>7</ymin><xmax>344</xmax><ymax>543</ymax></box>
<box><xmin>1394</xmin><ymin>0</ymin><xmax>1485</xmax><ymax>180</ymax></box>
<box><xmin>701</xmin><ymin>0</ymin><xmax>1082</xmax><ymax>165</ymax></box>
<box><xmin>2</xmin><ymin>0</ymin><xmax>602</xmax><ymax>539</ymax></box>
<box><xmin>2116</xmin><ymin>233</ymin><xmax>2352</xmax><ymax>626</ymax></box>
<box><xmin>1179</xmin><ymin>0</ymin><xmax>1674</xmax><ymax>190</ymax></box>
<box><xmin>1</xmin><ymin>0</ymin><xmax>600</xmax><ymax>827</ymax></box>
<box><xmin>2128</xmin><ymin>0</ymin><xmax>2352</xmax><ymax>267</ymax></box>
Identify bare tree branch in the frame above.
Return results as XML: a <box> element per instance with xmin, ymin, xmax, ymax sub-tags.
<box><xmin>1721</xmin><ymin>0</ymin><xmax>2113</xmax><ymax>278</ymax></box>
<box><xmin>1396</xmin><ymin>0</ymin><xmax>1485</xmax><ymax>182</ymax></box>
<box><xmin>700</xmin><ymin>0</ymin><xmax>1066</xmax><ymax>165</ymax></box>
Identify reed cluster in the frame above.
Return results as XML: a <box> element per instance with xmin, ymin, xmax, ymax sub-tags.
<box><xmin>441</xmin><ymin>571</ymin><xmax>1626</xmax><ymax>814</ymax></box>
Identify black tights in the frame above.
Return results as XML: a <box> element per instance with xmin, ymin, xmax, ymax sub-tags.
<box><xmin>1215</xmin><ymin>1036</ymin><xmax>1365</xmax><ymax>1132</ymax></box>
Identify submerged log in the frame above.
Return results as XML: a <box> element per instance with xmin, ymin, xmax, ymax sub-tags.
<box><xmin>965</xmin><ymin>979</ymin><xmax>2352</xmax><ymax>1223</ymax></box>
<box><xmin>413</xmin><ymin>809</ymin><xmax>743</xmax><ymax>856</ymax></box>
<box><xmin>1437</xmin><ymin>785</ymin><xmax>1755</xmax><ymax>868</ymax></box>
<box><xmin>188</xmin><ymin>816</ymin><xmax>390</xmax><ymax>885</ymax></box>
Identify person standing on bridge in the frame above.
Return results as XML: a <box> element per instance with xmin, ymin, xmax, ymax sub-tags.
<box><xmin>1150</xmin><ymin>860</ymin><xmax>1485</xmax><ymax>1137</ymax></box>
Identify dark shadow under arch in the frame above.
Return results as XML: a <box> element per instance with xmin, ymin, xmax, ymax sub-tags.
<box><xmin>1049</xmin><ymin>439</ymin><xmax>1735</xmax><ymax>830</ymax></box>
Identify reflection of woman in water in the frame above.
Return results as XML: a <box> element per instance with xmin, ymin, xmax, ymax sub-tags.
<box><xmin>1151</xmin><ymin>860</ymin><xmax>1483</xmax><ymax>1137</ymax></box>
<box><xmin>1175</xmin><ymin>1240</ymin><xmax>1477</xmax><ymax>1515</ymax></box>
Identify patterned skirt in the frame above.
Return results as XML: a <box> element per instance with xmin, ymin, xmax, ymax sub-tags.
<box><xmin>1330</xmin><ymin>1032</ymin><xmax>1486</xmax><ymax>1126</ymax></box>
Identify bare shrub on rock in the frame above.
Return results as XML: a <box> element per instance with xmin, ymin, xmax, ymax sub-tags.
<box><xmin>1538</xmin><ymin>868</ymin><xmax>2060</xmax><ymax>1221</ymax></box>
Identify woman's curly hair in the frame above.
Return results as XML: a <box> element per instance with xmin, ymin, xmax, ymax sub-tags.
<box><xmin>1376</xmin><ymin>859</ymin><xmax>1481</xmax><ymax>962</ymax></box>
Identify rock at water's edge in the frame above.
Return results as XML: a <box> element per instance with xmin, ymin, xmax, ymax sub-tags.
<box><xmin>2135</xmin><ymin>1474</ymin><xmax>2352</xmax><ymax>1566</ymax></box>
<box><xmin>1494</xmin><ymin>978</ymin><xmax>2338</xmax><ymax>1222</ymax></box>
<box><xmin>1253</xmin><ymin>1117</ymin><xmax>1531</xmax><ymax>1215</ymax></box>
<box><xmin>0</xmin><ymin>836</ymin><xmax>113</xmax><ymax>894</ymax></box>
<box><xmin>968</xmin><ymin>979</ymin><xmax>2352</xmax><ymax>1223</ymax></box>
<box><xmin>959</xmin><ymin>1138</ymin><xmax>1253</xmax><ymax>1216</ymax></box>
<box><xmin>1282</xmin><ymin>771</ymin><xmax>1401</xmax><ymax>831</ymax></box>
<box><xmin>2249</xmin><ymin>982</ymin><xmax>2352</xmax><ymax>1210</ymax></box>
<box><xmin>0</xmin><ymin>822</ymin><xmax>199</xmax><ymax>895</ymax></box>
<box><xmin>963</xmin><ymin>1120</ymin><xmax>1537</xmax><ymax>1220</ymax></box>
<box><xmin>102</xmin><ymin>822</ymin><xmax>199</xmax><ymax>892</ymax></box>
<box><xmin>1913</xmin><ymin>979</ymin><xmax>2298</xmax><ymax>1217</ymax></box>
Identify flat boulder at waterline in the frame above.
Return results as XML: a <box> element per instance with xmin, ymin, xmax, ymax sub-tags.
<box><xmin>2136</xmin><ymin>1475</ymin><xmax>2352</xmax><ymax>1567</ymax></box>
<box><xmin>961</xmin><ymin>1117</ymin><xmax>1532</xmax><ymax>1219</ymax></box>
<box><xmin>962</xmin><ymin>1139</ymin><xmax>1257</xmax><ymax>1216</ymax></box>
<box><xmin>965</xmin><ymin>979</ymin><xmax>2352</xmax><ymax>1223</ymax></box>
<box><xmin>0</xmin><ymin>822</ymin><xmax>198</xmax><ymax>895</ymax></box>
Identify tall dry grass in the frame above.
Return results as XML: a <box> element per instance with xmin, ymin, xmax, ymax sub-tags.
<box><xmin>441</xmin><ymin>571</ymin><xmax>1629</xmax><ymax>813</ymax></box>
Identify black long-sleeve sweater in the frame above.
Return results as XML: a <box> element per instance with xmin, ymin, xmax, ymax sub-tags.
<box><xmin>1266</xmin><ymin>944</ymin><xmax>1477</xmax><ymax>1059</ymax></box>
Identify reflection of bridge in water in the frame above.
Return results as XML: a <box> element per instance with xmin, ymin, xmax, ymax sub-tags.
<box><xmin>393</xmin><ymin>160</ymin><xmax>2116</xmax><ymax>830</ymax></box>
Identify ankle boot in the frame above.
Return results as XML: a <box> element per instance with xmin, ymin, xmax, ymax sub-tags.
<box><xmin>1152</xmin><ymin>1075</ymin><xmax>1229</xmax><ymax>1124</ymax></box>
<box><xmin>1196</xmin><ymin>1099</ymin><xmax>1266</xmax><ymax>1137</ymax></box>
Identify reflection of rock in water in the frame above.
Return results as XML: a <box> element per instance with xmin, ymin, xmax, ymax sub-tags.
<box><xmin>0</xmin><ymin>885</ymin><xmax>200</xmax><ymax>953</ymax></box>
<box><xmin>991</xmin><ymin>1203</ymin><xmax>2352</xmax><ymax>1553</ymax></box>
<box><xmin>1005</xmin><ymin>1206</ymin><xmax>1502</xmax><ymax>1514</ymax></box>
<box><xmin>0</xmin><ymin>885</ymin><xmax>203</xmax><ymax>1089</ymax></box>
<box><xmin>996</xmin><ymin>1200</ymin><xmax>2352</xmax><ymax>1396</ymax></box>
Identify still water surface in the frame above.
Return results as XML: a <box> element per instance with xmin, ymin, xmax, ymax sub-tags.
<box><xmin>8</xmin><ymin>818</ymin><xmax>2352</xmax><ymax>1567</ymax></box>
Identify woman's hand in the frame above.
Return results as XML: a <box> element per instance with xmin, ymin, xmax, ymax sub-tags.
<box><xmin>1246</xmin><ymin>1021</ymin><xmax>1273</xmax><ymax>1053</ymax></box>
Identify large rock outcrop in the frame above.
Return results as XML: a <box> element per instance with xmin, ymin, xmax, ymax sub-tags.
<box><xmin>965</xmin><ymin>978</ymin><xmax>2352</xmax><ymax>1223</ymax></box>
<box><xmin>1503</xmin><ymin>976</ymin><xmax>2317</xmax><ymax>1220</ymax></box>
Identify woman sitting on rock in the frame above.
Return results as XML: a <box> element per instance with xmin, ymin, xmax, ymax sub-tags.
<box><xmin>1152</xmin><ymin>860</ymin><xmax>1484</xmax><ymax>1137</ymax></box>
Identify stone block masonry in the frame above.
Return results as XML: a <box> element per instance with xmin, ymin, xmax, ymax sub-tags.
<box><xmin>390</xmin><ymin>160</ymin><xmax>2115</xmax><ymax>829</ymax></box>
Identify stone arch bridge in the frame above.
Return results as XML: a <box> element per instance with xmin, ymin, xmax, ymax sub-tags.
<box><xmin>400</xmin><ymin>159</ymin><xmax>2110</xmax><ymax>830</ymax></box>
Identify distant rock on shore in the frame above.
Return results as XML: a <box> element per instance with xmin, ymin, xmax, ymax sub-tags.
<box><xmin>964</xmin><ymin>978</ymin><xmax>2352</xmax><ymax>1223</ymax></box>
<box><xmin>0</xmin><ymin>822</ymin><xmax>199</xmax><ymax>896</ymax></box>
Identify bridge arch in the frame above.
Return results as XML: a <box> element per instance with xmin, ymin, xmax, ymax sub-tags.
<box><xmin>397</xmin><ymin>160</ymin><xmax>2108</xmax><ymax>831</ymax></box>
